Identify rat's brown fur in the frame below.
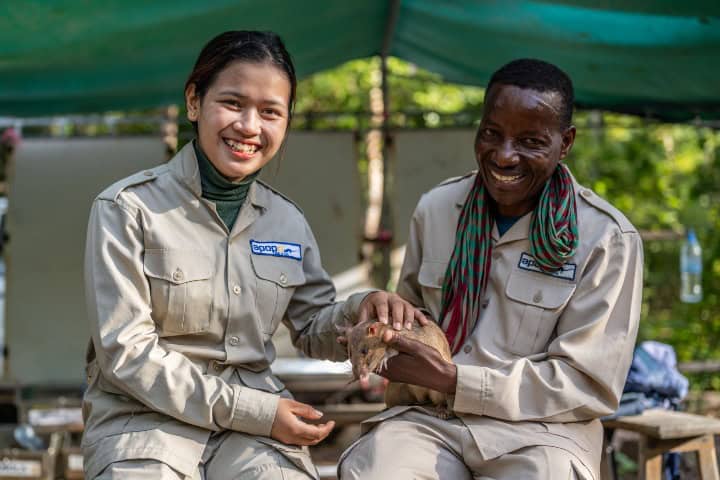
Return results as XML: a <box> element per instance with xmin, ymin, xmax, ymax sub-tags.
<box><xmin>347</xmin><ymin>320</ymin><xmax>454</xmax><ymax>418</ymax></box>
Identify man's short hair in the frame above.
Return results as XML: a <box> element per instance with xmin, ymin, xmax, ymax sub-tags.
<box><xmin>486</xmin><ymin>59</ymin><xmax>575</xmax><ymax>128</ymax></box>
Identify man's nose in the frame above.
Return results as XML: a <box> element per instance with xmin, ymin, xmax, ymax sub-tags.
<box><xmin>233</xmin><ymin>109</ymin><xmax>261</xmax><ymax>136</ymax></box>
<box><xmin>496</xmin><ymin>141</ymin><xmax>519</xmax><ymax>167</ymax></box>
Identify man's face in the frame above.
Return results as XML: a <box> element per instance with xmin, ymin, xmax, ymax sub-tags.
<box><xmin>475</xmin><ymin>84</ymin><xmax>576</xmax><ymax>217</ymax></box>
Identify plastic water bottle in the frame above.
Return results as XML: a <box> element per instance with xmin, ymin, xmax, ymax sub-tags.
<box><xmin>680</xmin><ymin>229</ymin><xmax>702</xmax><ymax>303</ymax></box>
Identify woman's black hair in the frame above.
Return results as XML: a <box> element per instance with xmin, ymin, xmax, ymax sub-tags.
<box><xmin>185</xmin><ymin>31</ymin><xmax>297</xmax><ymax>129</ymax></box>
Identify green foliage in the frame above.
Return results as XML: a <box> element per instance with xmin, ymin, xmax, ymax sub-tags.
<box><xmin>568</xmin><ymin>117</ymin><xmax>720</xmax><ymax>388</ymax></box>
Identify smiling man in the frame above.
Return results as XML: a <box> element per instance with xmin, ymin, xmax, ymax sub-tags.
<box><xmin>339</xmin><ymin>59</ymin><xmax>644</xmax><ymax>479</ymax></box>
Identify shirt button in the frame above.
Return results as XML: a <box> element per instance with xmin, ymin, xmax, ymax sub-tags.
<box><xmin>482</xmin><ymin>299</ymin><xmax>490</xmax><ymax>309</ymax></box>
<box><xmin>533</xmin><ymin>291</ymin><xmax>543</xmax><ymax>303</ymax></box>
<box><xmin>143</xmin><ymin>170</ymin><xmax>154</xmax><ymax>177</ymax></box>
<box><xmin>279</xmin><ymin>273</ymin><xmax>287</xmax><ymax>285</ymax></box>
<box><xmin>213</xmin><ymin>363</ymin><xmax>223</xmax><ymax>372</ymax></box>
<box><xmin>172</xmin><ymin>268</ymin><xmax>184</xmax><ymax>281</ymax></box>
<box><xmin>229</xmin><ymin>336</ymin><xmax>240</xmax><ymax>346</ymax></box>
<box><xmin>232</xmin><ymin>285</ymin><xmax>241</xmax><ymax>295</ymax></box>
<box><xmin>581</xmin><ymin>189</ymin><xmax>592</xmax><ymax>198</ymax></box>
<box><xmin>463</xmin><ymin>344</ymin><xmax>472</xmax><ymax>354</ymax></box>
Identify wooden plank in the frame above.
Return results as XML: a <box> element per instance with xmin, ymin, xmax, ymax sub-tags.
<box><xmin>698</xmin><ymin>440</ymin><xmax>720</xmax><ymax>480</ymax></box>
<box><xmin>603</xmin><ymin>409</ymin><xmax>720</xmax><ymax>439</ymax></box>
<box><xmin>678</xmin><ymin>360</ymin><xmax>720</xmax><ymax>374</ymax></box>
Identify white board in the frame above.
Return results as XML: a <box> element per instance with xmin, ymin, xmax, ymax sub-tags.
<box><xmin>6</xmin><ymin>137</ymin><xmax>166</xmax><ymax>383</ymax></box>
<box><xmin>393</xmin><ymin>129</ymin><xmax>477</xmax><ymax>247</ymax></box>
<box><xmin>261</xmin><ymin>131</ymin><xmax>361</xmax><ymax>277</ymax></box>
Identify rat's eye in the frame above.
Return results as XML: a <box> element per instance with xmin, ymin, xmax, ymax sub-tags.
<box><xmin>360</xmin><ymin>347</ymin><xmax>368</xmax><ymax>355</ymax></box>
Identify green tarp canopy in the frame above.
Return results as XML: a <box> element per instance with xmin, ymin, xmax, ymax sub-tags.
<box><xmin>1</xmin><ymin>0</ymin><xmax>719</xmax><ymax>121</ymax></box>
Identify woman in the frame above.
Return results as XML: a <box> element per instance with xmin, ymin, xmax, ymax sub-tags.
<box><xmin>82</xmin><ymin>31</ymin><xmax>420</xmax><ymax>479</ymax></box>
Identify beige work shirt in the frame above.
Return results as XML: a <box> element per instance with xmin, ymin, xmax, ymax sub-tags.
<box><xmin>82</xmin><ymin>143</ymin><xmax>366</xmax><ymax>479</ymax></box>
<box><xmin>376</xmin><ymin>170</ymin><xmax>643</xmax><ymax>476</ymax></box>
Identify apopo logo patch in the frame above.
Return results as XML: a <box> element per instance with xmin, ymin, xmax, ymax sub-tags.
<box><xmin>250</xmin><ymin>240</ymin><xmax>302</xmax><ymax>261</ymax></box>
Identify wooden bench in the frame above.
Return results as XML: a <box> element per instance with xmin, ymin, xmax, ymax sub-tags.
<box><xmin>603</xmin><ymin>409</ymin><xmax>720</xmax><ymax>480</ymax></box>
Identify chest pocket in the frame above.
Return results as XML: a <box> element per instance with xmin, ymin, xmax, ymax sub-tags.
<box><xmin>417</xmin><ymin>261</ymin><xmax>448</xmax><ymax>318</ymax></box>
<box><xmin>143</xmin><ymin>250</ymin><xmax>212</xmax><ymax>336</ymax></box>
<box><xmin>505</xmin><ymin>270</ymin><xmax>576</xmax><ymax>356</ymax></box>
<box><xmin>250</xmin><ymin>254</ymin><xmax>306</xmax><ymax>334</ymax></box>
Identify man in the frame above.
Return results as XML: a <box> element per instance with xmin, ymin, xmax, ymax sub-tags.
<box><xmin>339</xmin><ymin>59</ymin><xmax>643</xmax><ymax>479</ymax></box>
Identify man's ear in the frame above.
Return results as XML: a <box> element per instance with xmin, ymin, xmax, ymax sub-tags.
<box><xmin>559</xmin><ymin>125</ymin><xmax>576</xmax><ymax>160</ymax></box>
<box><xmin>185</xmin><ymin>84</ymin><xmax>200</xmax><ymax>122</ymax></box>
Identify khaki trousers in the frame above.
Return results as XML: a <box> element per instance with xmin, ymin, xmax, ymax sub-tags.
<box><xmin>95</xmin><ymin>430</ymin><xmax>315</xmax><ymax>480</ymax></box>
<box><xmin>338</xmin><ymin>410</ymin><xmax>593</xmax><ymax>480</ymax></box>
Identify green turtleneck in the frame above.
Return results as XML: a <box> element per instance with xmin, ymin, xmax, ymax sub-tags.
<box><xmin>194</xmin><ymin>140</ymin><xmax>260</xmax><ymax>230</ymax></box>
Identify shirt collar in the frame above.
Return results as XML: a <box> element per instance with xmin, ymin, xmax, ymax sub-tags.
<box><xmin>169</xmin><ymin>142</ymin><xmax>267</xmax><ymax>210</ymax></box>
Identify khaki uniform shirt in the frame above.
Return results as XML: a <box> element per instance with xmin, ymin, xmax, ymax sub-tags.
<box><xmin>82</xmin><ymin>143</ymin><xmax>366</xmax><ymax>478</ymax></box>
<box><xmin>378</xmin><ymin>171</ymin><xmax>643</xmax><ymax>475</ymax></box>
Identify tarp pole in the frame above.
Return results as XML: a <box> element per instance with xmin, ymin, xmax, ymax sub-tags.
<box><xmin>369</xmin><ymin>0</ymin><xmax>401</xmax><ymax>289</ymax></box>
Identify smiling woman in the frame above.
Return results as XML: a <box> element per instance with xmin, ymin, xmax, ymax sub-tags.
<box><xmin>81</xmin><ymin>30</ymin><xmax>422</xmax><ymax>480</ymax></box>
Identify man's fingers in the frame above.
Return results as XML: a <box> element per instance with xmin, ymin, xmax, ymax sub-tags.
<box><xmin>392</xmin><ymin>301</ymin><xmax>404</xmax><ymax>330</ymax></box>
<box><xmin>403</xmin><ymin>303</ymin><xmax>415</xmax><ymax>330</ymax></box>
<box><xmin>374</xmin><ymin>298</ymin><xmax>389</xmax><ymax>325</ymax></box>
<box><xmin>414</xmin><ymin>309</ymin><xmax>430</xmax><ymax>326</ymax></box>
<box><xmin>381</xmin><ymin>330</ymin><xmax>425</xmax><ymax>355</ymax></box>
<box><xmin>357</xmin><ymin>303</ymin><xmax>370</xmax><ymax>325</ymax></box>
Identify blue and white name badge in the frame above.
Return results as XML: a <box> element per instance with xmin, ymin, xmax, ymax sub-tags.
<box><xmin>250</xmin><ymin>240</ymin><xmax>302</xmax><ymax>261</ymax></box>
<box><xmin>517</xmin><ymin>252</ymin><xmax>576</xmax><ymax>281</ymax></box>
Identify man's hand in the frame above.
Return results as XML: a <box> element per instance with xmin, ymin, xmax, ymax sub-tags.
<box><xmin>378</xmin><ymin>329</ymin><xmax>458</xmax><ymax>394</ymax></box>
<box><xmin>358</xmin><ymin>291</ymin><xmax>429</xmax><ymax>330</ymax></box>
<box><xmin>270</xmin><ymin>398</ymin><xmax>335</xmax><ymax>446</ymax></box>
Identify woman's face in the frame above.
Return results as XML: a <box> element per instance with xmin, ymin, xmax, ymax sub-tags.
<box><xmin>185</xmin><ymin>61</ymin><xmax>291</xmax><ymax>181</ymax></box>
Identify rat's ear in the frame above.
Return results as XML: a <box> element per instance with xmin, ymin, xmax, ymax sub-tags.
<box><xmin>367</xmin><ymin>323</ymin><xmax>380</xmax><ymax>336</ymax></box>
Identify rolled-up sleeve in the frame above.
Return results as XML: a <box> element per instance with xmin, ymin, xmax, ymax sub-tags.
<box><xmin>86</xmin><ymin>198</ymin><xmax>279</xmax><ymax>437</ymax></box>
<box><xmin>453</xmin><ymin>230</ymin><xmax>643</xmax><ymax>422</ymax></box>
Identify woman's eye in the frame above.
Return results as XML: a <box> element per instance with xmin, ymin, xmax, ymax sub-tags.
<box><xmin>261</xmin><ymin>108</ymin><xmax>282</xmax><ymax>117</ymax></box>
<box><xmin>523</xmin><ymin>138</ymin><xmax>542</xmax><ymax>147</ymax></box>
<box><xmin>481</xmin><ymin>128</ymin><xmax>496</xmax><ymax>137</ymax></box>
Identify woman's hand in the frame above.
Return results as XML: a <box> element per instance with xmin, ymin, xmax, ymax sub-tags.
<box><xmin>378</xmin><ymin>329</ymin><xmax>458</xmax><ymax>394</ymax></box>
<box><xmin>270</xmin><ymin>398</ymin><xmax>335</xmax><ymax>446</ymax></box>
<box><xmin>357</xmin><ymin>291</ymin><xmax>429</xmax><ymax>330</ymax></box>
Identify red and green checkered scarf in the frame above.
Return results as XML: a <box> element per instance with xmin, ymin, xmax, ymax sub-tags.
<box><xmin>440</xmin><ymin>163</ymin><xmax>578</xmax><ymax>354</ymax></box>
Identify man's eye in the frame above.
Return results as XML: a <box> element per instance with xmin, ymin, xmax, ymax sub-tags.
<box><xmin>523</xmin><ymin>138</ymin><xmax>542</xmax><ymax>147</ymax></box>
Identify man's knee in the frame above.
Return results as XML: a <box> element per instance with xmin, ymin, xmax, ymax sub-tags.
<box><xmin>95</xmin><ymin>460</ymin><xmax>186</xmax><ymax>479</ymax></box>
<box><xmin>477</xmin><ymin>445</ymin><xmax>593</xmax><ymax>480</ymax></box>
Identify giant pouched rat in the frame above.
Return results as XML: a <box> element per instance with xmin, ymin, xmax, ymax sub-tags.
<box><xmin>347</xmin><ymin>319</ymin><xmax>454</xmax><ymax>418</ymax></box>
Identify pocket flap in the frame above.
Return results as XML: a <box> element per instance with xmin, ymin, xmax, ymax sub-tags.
<box><xmin>143</xmin><ymin>250</ymin><xmax>211</xmax><ymax>284</ymax></box>
<box><xmin>235</xmin><ymin>367</ymin><xmax>286</xmax><ymax>393</ymax></box>
<box><xmin>250</xmin><ymin>254</ymin><xmax>306</xmax><ymax>287</ymax></box>
<box><xmin>418</xmin><ymin>261</ymin><xmax>448</xmax><ymax>288</ymax></box>
<box><xmin>505</xmin><ymin>271</ymin><xmax>576</xmax><ymax>309</ymax></box>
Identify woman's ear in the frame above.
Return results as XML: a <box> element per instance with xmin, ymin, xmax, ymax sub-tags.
<box><xmin>185</xmin><ymin>84</ymin><xmax>200</xmax><ymax>122</ymax></box>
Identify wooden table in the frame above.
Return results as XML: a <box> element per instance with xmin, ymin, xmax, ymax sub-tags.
<box><xmin>603</xmin><ymin>409</ymin><xmax>720</xmax><ymax>480</ymax></box>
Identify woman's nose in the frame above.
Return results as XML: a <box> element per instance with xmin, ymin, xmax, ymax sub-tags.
<box><xmin>233</xmin><ymin>109</ymin><xmax>261</xmax><ymax>136</ymax></box>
